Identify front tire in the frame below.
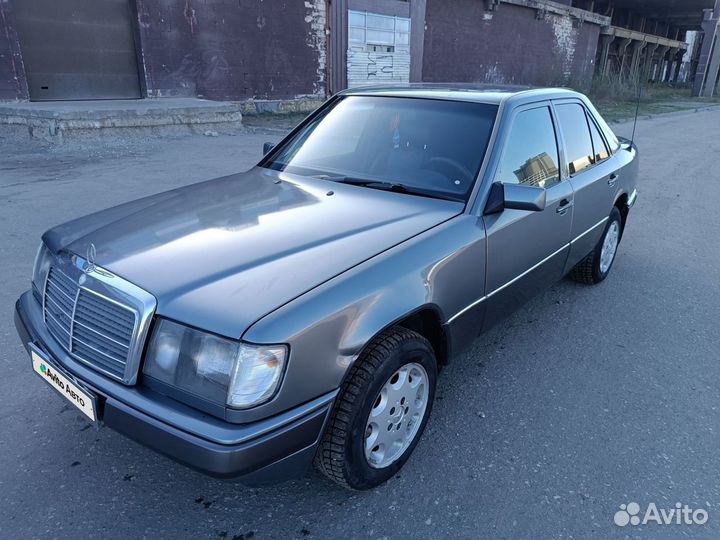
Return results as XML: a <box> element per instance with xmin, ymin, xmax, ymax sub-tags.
<box><xmin>569</xmin><ymin>206</ymin><xmax>623</xmax><ymax>285</ymax></box>
<box><xmin>314</xmin><ymin>327</ymin><xmax>437</xmax><ymax>490</ymax></box>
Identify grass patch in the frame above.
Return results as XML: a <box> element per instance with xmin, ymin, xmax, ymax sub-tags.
<box><xmin>240</xmin><ymin>81</ymin><xmax>720</xmax><ymax>129</ymax></box>
<box><xmin>589</xmin><ymin>77</ymin><xmax>720</xmax><ymax>123</ymax></box>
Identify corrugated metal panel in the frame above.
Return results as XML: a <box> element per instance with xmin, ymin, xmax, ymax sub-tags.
<box><xmin>347</xmin><ymin>47</ymin><xmax>411</xmax><ymax>86</ymax></box>
<box><xmin>13</xmin><ymin>0</ymin><xmax>141</xmax><ymax>100</ymax></box>
<box><xmin>347</xmin><ymin>10</ymin><xmax>411</xmax><ymax>87</ymax></box>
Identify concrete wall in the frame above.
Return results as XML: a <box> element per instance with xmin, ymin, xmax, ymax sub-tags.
<box><xmin>0</xmin><ymin>0</ymin><xmax>27</xmax><ymax>100</ymax></box>
<box><xmin>422</xmin><ymin>0</ymin><xmax>601</xmax><ymax>89</ymax></box>
<box><xmin>134</xmin><ymin>0</ymin><xmax>327</xmax><ymax>101</ymax></box>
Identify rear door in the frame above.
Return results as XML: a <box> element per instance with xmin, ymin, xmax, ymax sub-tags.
<box><xmin>482</xmin><ymin>103</ymin><xmax>574</xmax><ymax>328</ymax></box>
<box><xmin>552</xmin><ymin>100</ymin><xmax>620</xmax><ymax>270</ymax></box>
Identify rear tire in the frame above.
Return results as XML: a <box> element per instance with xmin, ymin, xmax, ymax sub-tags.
<box><xmin>569</xmin><ymin>206</ymin><xmax>623</xmax><ymax>285</ymax></box>
<box><xmin>314</xmin><ymin>327</ymin><xmax>437</xmax><ymax>490</ymax></box>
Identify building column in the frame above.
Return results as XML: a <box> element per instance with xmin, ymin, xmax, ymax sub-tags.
<box><xmin>693</xmin><ymin>1</ymin><xmax>720</xmax><ymax>96</ymax></box>
<box><xmin>642</xmin><ymin>43</ymin><xmax>659</xmax><ymax>81</ymax></box>
<box><xmin>688</xmin><ymin>34</ymin><xmax>701</xmax><ymax>83</ymax></box>
<box><xmin>629</xmin><ymin>40</ymin><xmax>648</xmax><ymax>78</ymax></box>
<box><xmin>409</xmin><ymin>0</ymin><xmax>427</xmax><ymax>82</ymax></box>
<box><xmin>701</xmin><ymin>25</ymin><xmax>720</xmax><ymax>96</ymax></box>
<box><xmin>672</xmin><ymin>49</ymin><xmax>685</xmax><ymax>83</ymax></box>
<box><xmin>328</xmin><ymin>0</ymin><xmax>348</xmax><ymax>93</ymax></box>
<box><xmin>617</xmin><ymin>38</ymin><xmax>633</xmax><ymax>77</ymax></box>
<box><xmin>653</xmin><ymin>45</ymin><xmax>669</xmax><ymax>81</ymax></box>
<box><xmin>663</xmin><ymin>47</ymin><xmax>677</xmax><ymax>82</ymax></box>
<box><xmin>0</xmin><ymin>1</ymin><xmax>29</xmax><ymax>100</ymax></box>
<box><xmin>598</xmin><ymin>34</ymin><xmax>615</xmax><ymax>76</ymax></box>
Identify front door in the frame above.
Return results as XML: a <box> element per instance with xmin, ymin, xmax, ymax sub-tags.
<box><xmin>482</xmin><ymin>104</ymin><xmax>574</xmax><ymax>329</ymax></box>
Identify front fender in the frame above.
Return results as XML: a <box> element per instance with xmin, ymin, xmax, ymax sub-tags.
<box><xmin>242</xmin><ymin>215</ymin><xmax>487</xmax><ymax>415</ymax></box>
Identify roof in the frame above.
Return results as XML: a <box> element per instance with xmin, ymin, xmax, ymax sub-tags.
<box><xmin>340</xmin><ymin>83</ymin><xmax>583</xmax><ymax>106</ymax></box>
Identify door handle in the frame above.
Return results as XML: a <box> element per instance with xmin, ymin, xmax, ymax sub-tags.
<box><xmin>556</xmin><ymin>199</ymin><xmax>573</xmax><ymax>214</ymax></box>
<box><xmin>608</xmin><ymin>172</ymin><xmax>619</xmax><ymax>186</ymax></box>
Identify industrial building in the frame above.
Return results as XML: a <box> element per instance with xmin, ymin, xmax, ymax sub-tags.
<box><xmin>0</xmin><ymin>0</ymin><xmax>718</xmax><ymax>104</ymax></box>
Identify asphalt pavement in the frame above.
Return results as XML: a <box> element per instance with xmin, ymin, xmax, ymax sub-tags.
<box><xmin>1</xmin><ymin>109</ymin><xmax>719</xmax><ymax>539</ymax></box>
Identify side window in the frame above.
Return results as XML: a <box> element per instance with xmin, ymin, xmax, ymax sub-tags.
<box><xmin>555</xmin><ymin>103</ymin><xmax>594</xmax><ymax>175</ymax></box>
<box><xmin>586</xmin><ymin>101</ymin><xmax>620</xmax><ymax>152</ymax></box>
<box><xmin>497</xmin><ymin>106</ymin><xmax>560</xmax><ymax>189</ymax></box>
<box><xmin>586</xmin><ymin>112</ymin><xmax>610</xmax><ymax>163</ymax></box>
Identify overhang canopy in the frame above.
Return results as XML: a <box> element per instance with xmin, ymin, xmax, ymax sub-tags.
<box><xmin>605</xmin><ymin>0</ymin><xmax>716</xmax><ymax>29</ymax></box>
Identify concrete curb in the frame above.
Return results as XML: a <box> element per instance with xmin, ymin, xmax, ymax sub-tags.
<box><xmin>0</xmin><ymin>98</ymin><xmax>245</xmax><ymax>143</ymax></box>
<box><xmin>608</xmin><ymin>103</ymin><xmax>720</xmax><ymax>124</ymax></box>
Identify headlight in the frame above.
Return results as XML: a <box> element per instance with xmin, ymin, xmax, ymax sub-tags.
<box><xmin>143</xmin><ymin>319</ymin><xmax>287</xmax><ymax>409</ymax></box>
<box><xmin>32</xmin><ymin>242</ymin><xmax>53</xmax><ymax>290</ymax></box>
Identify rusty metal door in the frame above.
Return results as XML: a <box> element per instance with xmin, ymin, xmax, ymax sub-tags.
<box><xmin>14</xmin><ymin>0</ymin><xmax>142</xmax><ymax>100</ymax></box>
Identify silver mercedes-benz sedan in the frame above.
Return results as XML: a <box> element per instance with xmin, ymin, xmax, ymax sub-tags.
<box><xmin>15</xmin><ymin>85</ymin><xmax>638</xmax><ymax>489</ymax></box>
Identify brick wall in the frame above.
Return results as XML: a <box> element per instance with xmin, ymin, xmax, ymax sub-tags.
<box><xmin>0</xmin><ymin>0</ymin><xmax>27</xmax><ymax>100</ymax></box>
<box><xmin>422</xmin><ymin>0</ymin><xmax>600</xmax><ymax>89</ymax></box>
<box><xmin>134</xmin><ymin>0</ymin><xmax>327</xmax><ymax>100</ymax></box>
<box><xmin>0</xmin><ymin>0</ymin><xmax>604</xmax><ymax>102</ymax></box>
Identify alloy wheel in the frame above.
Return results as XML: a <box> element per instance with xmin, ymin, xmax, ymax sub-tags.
<box><xmin>600</xmin><ymin>220</ymin><xmax>620</xmax><ymax>274</ymax></box>
<box><xmin>364</xmin><ymin>362</ymin><xmax>429</xmax><ymax>469</ymax></box>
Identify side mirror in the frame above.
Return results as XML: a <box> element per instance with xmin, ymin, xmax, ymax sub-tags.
<box><xmin>484</xmin><ymin>182</ymin><xmax>546</xmax><ymax>214</ymax></box>
<box><xmin>263</xmin><ymin>142</ymin><xmax>275</xmax><ymax>155</ymax></box>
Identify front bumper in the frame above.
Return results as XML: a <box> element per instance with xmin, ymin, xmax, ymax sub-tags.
<box><xmin>14</xmin><ymin>291</ymin><xmax>336</xmax><ymax>482</ymax></box>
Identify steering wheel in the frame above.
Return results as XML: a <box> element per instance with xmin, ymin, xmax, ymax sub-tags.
<box><xmin>425</xmin><ymin>157</ymin><xmax>474</xmax><ymax>187</ymax></box>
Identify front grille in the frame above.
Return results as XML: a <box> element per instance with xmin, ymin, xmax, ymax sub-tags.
<box><xmin>44</xmin><ymin>266</ymin><xmax>138</xmax><ymax>380</ymax></box>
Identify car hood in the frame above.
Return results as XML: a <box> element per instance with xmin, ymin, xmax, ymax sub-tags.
<box><xmin>44</xmin><ymin>167</ymin><xmax>463</xmax><ymax>338</ymax></box>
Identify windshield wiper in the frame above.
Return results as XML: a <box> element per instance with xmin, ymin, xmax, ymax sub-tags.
<box><xmin>316</xmin><ymin>175</ymin><xmax>460</xmax><ymax>201</ymax></box>
<box><xmin>334</xmin><ymin>177</ymin><xmax>411</xmax><ymax>192</ymax></box>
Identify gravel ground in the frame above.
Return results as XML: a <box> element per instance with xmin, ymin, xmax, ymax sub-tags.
<box><xmin>1</xmin><ymin>109</ymin><xmax>719</xmax><ymax>539</ymax></box>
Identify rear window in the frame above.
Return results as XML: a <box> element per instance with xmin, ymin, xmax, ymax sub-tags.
<box><xmin>264</xmin><ymin>96</ymin><xmax>498</xmax><ymax>201</ymax></box>
<box><xmin>584</xmin><ymin>100</ymin><xmax>620</xmax><ymax>152</ymax></box>
<box><xmin>587</xmin><ymin>113</ymin><xmax>610</xmax><ymax>163</ymax></box>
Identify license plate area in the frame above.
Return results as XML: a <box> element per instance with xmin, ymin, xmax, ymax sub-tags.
<box><xmin>30</xmin><ymin>343</ymin><xmax>99</xmax><ymax>422</ymax></box>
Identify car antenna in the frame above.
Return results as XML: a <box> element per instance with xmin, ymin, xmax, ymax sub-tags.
<box><xmin>630</xmin><ymin>71</ymin><xmax>643</xmax><ymax>148</ymax></box>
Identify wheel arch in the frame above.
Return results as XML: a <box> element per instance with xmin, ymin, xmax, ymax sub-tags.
<box><xmin>613</xmin><ymin>191</ymin><xmax>629</xmax><ymax>237</ymax></box>
<box><xmin>337</xmin><ymin>304</ymin><xmax>450</xmax><ymax>390</ymax></box>
<box><xmin>395</xmin><ymin>305</ymin><xmax>449</xmax><ymax>368</ymax></box>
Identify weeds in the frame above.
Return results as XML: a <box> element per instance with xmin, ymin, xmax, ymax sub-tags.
<box><xmin>586</xmin><ymin>68</ymin><xmax>720</xmax><ymax>122</ymax></box>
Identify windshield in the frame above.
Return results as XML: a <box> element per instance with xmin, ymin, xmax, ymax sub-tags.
<box><xmin>263</xmin><ymin>96</ymin><xmax>498</xmax><ymax>201</ymax></box>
